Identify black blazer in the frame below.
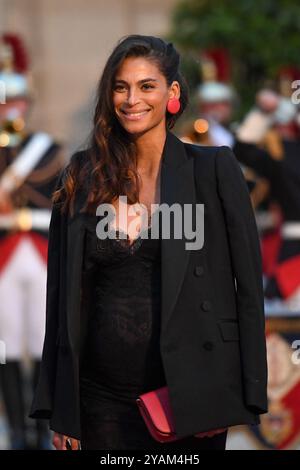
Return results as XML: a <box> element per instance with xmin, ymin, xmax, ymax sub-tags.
<box><xmin>29</xmin><ymin>130</ymin><xmax>268</xmax><ymax>440</ymax></box>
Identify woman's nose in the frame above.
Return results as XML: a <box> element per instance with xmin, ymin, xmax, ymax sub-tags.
<box><xmin>126</xmin><ymin>89</ymin><xmax>140</xmax><ymax>106</ymax></box>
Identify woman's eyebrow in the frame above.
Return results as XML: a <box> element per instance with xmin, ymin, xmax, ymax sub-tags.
<box><xmin>114</xmin><ymin>78</ymin><xmax>158</xmax><ymax>84</ymax></box>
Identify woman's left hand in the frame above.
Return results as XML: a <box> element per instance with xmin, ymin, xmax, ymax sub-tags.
<box><xmin>194</xmin><ymin>428</ymin><xmax>227</xmax><ymax>438</ymax></box>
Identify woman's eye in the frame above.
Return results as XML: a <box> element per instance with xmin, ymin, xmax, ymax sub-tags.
<box><xmin>114</xmin><ymin>85</ymin><xmax>125</xmax><ymax>91</ymax></box>
<box><xmin>113</xmin><ymin>84</ymin><xmax>154</xmax><ymax>91</ymax></box>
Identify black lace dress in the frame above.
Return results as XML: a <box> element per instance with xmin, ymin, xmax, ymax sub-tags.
<box><xmin>79</xmin><ymin>214</ymin><xmax>227</xmax><ymax>450</ymax></box>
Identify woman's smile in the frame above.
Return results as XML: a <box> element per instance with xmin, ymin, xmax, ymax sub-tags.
<box><xmin>120</xmin><ymin>109</ymin><xmax>151</xmax><ymax>120</ymax></box>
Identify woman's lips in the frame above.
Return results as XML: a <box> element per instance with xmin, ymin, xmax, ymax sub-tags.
<box><xmin>121</xmin><ymin>109</ymin><xmax>150</xmax><ymax>121</ymax></box>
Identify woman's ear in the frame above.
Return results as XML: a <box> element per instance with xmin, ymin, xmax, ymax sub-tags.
<box><xmin>169</xmin><ymin>81</ymin><xmax>180</xmax><ymax>100</ymax></box>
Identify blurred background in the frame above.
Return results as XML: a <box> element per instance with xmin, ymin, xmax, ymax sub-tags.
<box><xmin>0</xmin><ymin>0</ymin><xmax>300</xmax><ymax>450</ymax></box>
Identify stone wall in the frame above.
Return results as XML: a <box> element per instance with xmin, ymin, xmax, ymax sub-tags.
<box><xmin>0</xmin><ymin>0</ymin><xmax>177</xmax><ymax>154</ymax></box>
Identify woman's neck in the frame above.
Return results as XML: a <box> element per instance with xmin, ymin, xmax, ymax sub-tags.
<box><xmin>134</xmin><ymin>125</ymin><xmax>167</xmax><ymax>178</ymax></box>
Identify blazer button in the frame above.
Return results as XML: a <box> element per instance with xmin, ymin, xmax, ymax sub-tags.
<box><xmin>203</xmin><ymin>341</ymin><xmax>214</xmax><ymax>351</ymax></box>
<box><xmin>194</xmin><ymin>266</ymin><xmax>204</xmax><ymax>276</ymax></box>
<box><xmin>201</xmin><ymin>300</ymin><xmax>211</xmax><ymax>312</ymax></box>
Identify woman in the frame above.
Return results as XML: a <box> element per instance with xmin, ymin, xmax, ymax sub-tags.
<box><xmin>29</xmin><ymin>35</ymin><xmax>268</xmax><ymax>450</ymax></box>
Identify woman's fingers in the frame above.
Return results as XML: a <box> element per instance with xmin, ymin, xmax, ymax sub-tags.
<box><xmin>52</xmin><ymin>432</ymin><xmax>64</xmax><ymax>450</ymax></box>
<box><xmin>64</xmin><ymin>436</ymin><xmax>80</xmax><ymax>450</ymax></box>
<box><xmin>61</xmin><ymin>436</ymin><xmax>68</xmax><ymax>450</ymax></box>
<box><xmin>52</xmin><ymin>433</ymin><xmax>78</xmax><ymax>450</ymax></box>
<box><xmin>70</xmin><ymin>438</ymin><xmax>80</xmax><ymax>450</ymax></box>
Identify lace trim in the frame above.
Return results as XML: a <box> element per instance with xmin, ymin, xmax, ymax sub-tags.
<box><xmin>109</xmin><ymin>211</ymin><xmax>159</xmax><ymax>254</ymax></box>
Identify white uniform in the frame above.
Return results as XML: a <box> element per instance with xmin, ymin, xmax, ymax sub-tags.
<box><xmin>0</xmin><ymin>235</ymin><xmax>47</xmax><ymax>359</ymax></box>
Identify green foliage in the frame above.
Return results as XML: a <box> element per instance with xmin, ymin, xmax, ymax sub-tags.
<box><xmin>167</xmin><ymin>0</ymin><xmax>300</xmax><ymax>117</ymax></box>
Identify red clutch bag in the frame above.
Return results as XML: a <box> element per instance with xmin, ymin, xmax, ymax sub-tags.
<box><xmin>136</xmin><ymin>385</ymin><xmax>181</xmax><ymax>443</ymax></box>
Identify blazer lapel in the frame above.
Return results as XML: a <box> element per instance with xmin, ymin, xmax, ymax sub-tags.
<box><xmin>160</xmin><ymin>131</ymin><xmax>196</xmax><ymax>334</ymax></box>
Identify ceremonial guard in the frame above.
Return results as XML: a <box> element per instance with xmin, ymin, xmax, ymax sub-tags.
<box><xmin>196</xmin><ymin>48</ymin><xmax>236</xmax><ymax>148</ymax></box>
<box><xmin>0</xmin><ymin>33</ymin><xmax>64</xmax><ymax>449</ymax></box>
<box><xmin>234</xmin><ymin>88</ymin><xmax>300</xmax><ymax>311</ymax></box>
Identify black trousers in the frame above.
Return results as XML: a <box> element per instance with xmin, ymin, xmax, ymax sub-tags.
<box><xmin>80</xmin><ymin>393</ymin><xmax>227</xmax><ymax>451</ymax></box>
<box><xmin>81</xmin><ymin>426</ymin><xmax>227</xmax><ymax>451</ymax></box>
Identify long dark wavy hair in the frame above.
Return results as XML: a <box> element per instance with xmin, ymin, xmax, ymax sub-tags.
<box><xmin>53</xmin><ymin>35</ymin><xmax>189</xmax><ymax>216</ymax></box>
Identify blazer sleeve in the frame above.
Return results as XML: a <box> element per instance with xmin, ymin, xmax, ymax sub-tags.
<box><xmin>215</xmin><ymin>145</ymin><xmax>268</xmax><ymax>415</ymax></box>
<box><xmin>29</xmin><ymin>169</ymin><xmax>67</xmax><ymax>419</ymax></box>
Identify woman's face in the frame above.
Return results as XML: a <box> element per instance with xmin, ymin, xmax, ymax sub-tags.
<box><xmin>112</xmin><ymin>56</ymin><xmax>179</xmax><ymax>136</ymax></box>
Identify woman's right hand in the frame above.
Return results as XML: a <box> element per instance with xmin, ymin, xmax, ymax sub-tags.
<box><xmin>52</xmin><ymin>432</ymin><xmax>80</xmax><ymax>450</ymax></box>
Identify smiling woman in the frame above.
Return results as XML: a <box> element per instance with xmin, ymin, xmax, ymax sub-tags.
<box><xmin>29</xmin><ymin>35</ymin><xmax>268</xmax><ymax>452</ymax></box>
<box><xmin>113</xmin><ymin>59</ymin><xmax>179</xmax><ymax>129</ymax></box>
<box><xmin>50</xmin><ymin>35</ymin><xmax>189</xmax><ymax>218</ymax></box>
